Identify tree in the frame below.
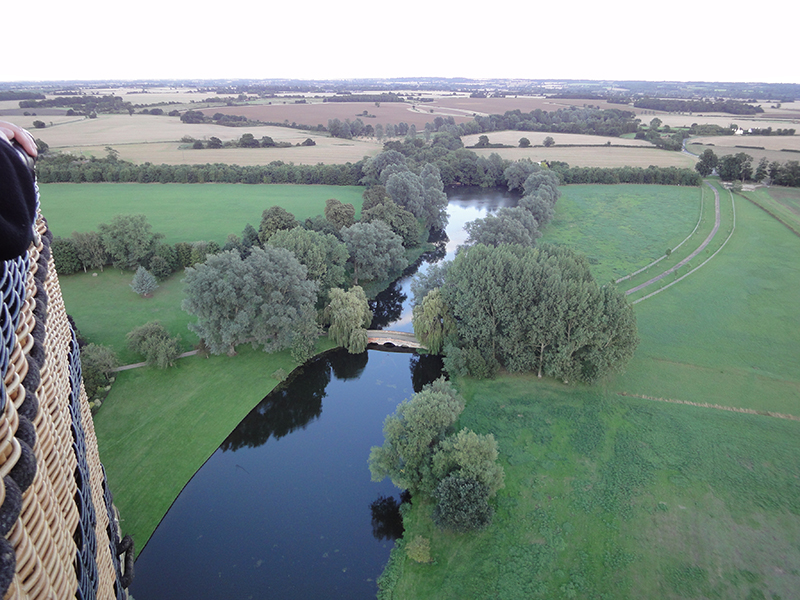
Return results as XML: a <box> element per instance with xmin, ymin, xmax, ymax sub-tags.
<box><xmin>441</xmin><ymin>243</ymin><xmax>638</xmax><ymax>383</ymax></box>
<box><xmin>126</xmin><ymin>321</ymin><xmax>181</xmax><ymax>368</ymax></box>
<box><xmin>649</xmin><ymin>117</ymin><xmax>662</xmax><ymax>131</ymax></box>
<box><xmin>432</xmin><ymin>428</ymin><xmax>504</xmax><ymax>496</ymax></box>
<box><xmin>80</xmin><ymin>343</ymin><xmax>118</xmax><ymax>401</ymax></box>
<box><xmin>267</xmin><ymin>227</ymin><xmax>349</xmax><ymax>301</ymax></box>
<box><xmin>361</xmin><ymin>200</ymin><xmax>421</xmax><ymax>247</ymax></box>
<box><xmin>543</xmin><ymin>136</ymin><xmax>555</xmax><ymax>147</ymax></box>
<box><xmin>464</xmin><ymin>206</ymin><xmax>541</xmax><ymax>248</ymax></box>
<box><xmin>412</xmin><ymin>288</ymin><xmax>456</xmax><ymax>355</ymax></box>
<box><xmin>503</xmin><ymin>159</ymin><xmax>541</xmax><ymax>191</ymax></box>
<box><xmin>385</xmin><ymin>171</ymin><xmax>425</xmax><ymax>221</ymax></box>
<box><xmin>324</xmin><ymin>198</ymin><xmax>356</xmax><ymax>231</ymax></box>
<box><xmin>258</xmin><ymin>205</ymin><xmax>299</xmax><ymax>244</ymax></box>
<box><xmin>754</xmin><ymin>157</ymin><xmax>770</xmax><ymax>182</ymax></box>
<box><xmin>130</xmin><ymin>266</ymin><xmax>158</xmax><ymax>297</ymax></box>
<box><xmin>52</xmin><ymin>236</ymin><xmax>81</xmax><ymax>275</ymax></box>
<box><xmin>695</xmin><ymin>148</ymin><xmax>718</xmax><ymax>177</ymax></box>
<box><xmin>71</xmin><ymin>230</ymin><xmax>106</xmax><ymax>272</ymax></box>
<box><xmin>518</xmin><ymin>137</ymin><xmax>531</xmax><ymax>148</ymax></box>
<box><xmin>369</xmin><ymin>378</ymin><xmax>465</xmax><ymax>495</ymax></box>
<box><xmin>341</xmin><ymin>221</ymin><xmax>407</xmax><ymax>284</ymax></box>
<box><xmin>324</xmin><ymin>286</ymin><xmax>373</xmax><ymax>353</ymax></box>
<box><xmin>207</xmin><ymin>136</ymin><xmax>223</xmax><ymax>149</ymax></box>
<box><xmin>98</xmin><ymin>214</ymin><xmax>161</xmax><ymax>270</ymax></box>
<box><xmin>182</xmin><ymin>247</ymin><xmax>319</xmax><ymax>356</ymax></box>
<box><xmin>420</xmin><ymin>163</ymin><xmax>449</xmax><ymax>231</ymax></box>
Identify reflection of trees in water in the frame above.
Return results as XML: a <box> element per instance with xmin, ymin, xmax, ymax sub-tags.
<box><xmin>220</xmin><ymin>353</ymin><xmax>336</xmax><ymax>451</ymax></box>
<box><xmin>410</xmin><ymin>353</ymin><xmax>447</xmax><ymax>393</ymax></box>
<box><xmin>369</xmin><ymin>492</ymin><xmax>410</xmax><ymax>541</ymax></box>
<box><xmin>328</xmin><ymin>348</ymin><xmax>369</xmax><ymax>380</ymax></box>
<box><xmin>369</xmin><ymin>281</ymin><xmax>407</xmax><ymax>330</ymax></box>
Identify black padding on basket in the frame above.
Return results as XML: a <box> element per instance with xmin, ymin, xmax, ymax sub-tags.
<box><xmin>0</xmin><ymin>140</ymin><xmax>37</xmax><ymax>262</ymax></box>
<box><xmin>9</xmin><ymin>438</ymin><xmax>36</xmax><ymax>493</ymax></box>
<box><xmin>0</xmin><ymin>536</ymin><xmax>16</xmax><ymax>598</ymax></box>
<box><xmin>0</xmin><ymin>477</ymin><xmax>22</xmax><ymax>536</ymax></box>
<box><xmin>28</xmin><ymin>337</ymin><xmax>45</xmax><ymax>370</ymax></box>
<box><xmin>14</xmin><ymin>415</ymin><xmax>36</xmax><ymax>449</ymax></box>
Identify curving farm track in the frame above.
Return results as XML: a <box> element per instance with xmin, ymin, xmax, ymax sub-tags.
<box><xmin>624</xmin><ymin>181</ymin><xmax>722</xmax><ymax>297</ymax></box>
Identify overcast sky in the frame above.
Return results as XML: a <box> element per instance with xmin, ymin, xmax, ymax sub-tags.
<box><xmin>4</xmin><ymin>0</ymin><xmax>798</xmax><ymax>84</ymax></box>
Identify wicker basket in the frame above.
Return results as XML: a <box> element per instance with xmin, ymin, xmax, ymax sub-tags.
<box><xmin>1</xmin><ymin>188</ymin><xmax>131</xmax><ymax>598</ymax></box>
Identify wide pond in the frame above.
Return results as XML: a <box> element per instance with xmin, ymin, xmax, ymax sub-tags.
<box><xmin>129</xmin><ymin>188</ymin><xmax>517</xmax><ymax>599</ymax></box>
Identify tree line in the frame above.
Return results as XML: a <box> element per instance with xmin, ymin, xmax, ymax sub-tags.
<box><xmin>695</xmin><ymin>149</ymin><xmax>800</xmax><ymax>186</ymax></box>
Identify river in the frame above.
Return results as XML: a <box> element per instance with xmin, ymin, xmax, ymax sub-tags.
<box><xmin>129</xmin><ymin>188</ymin><xmax>517</xmax><ymax>599</ymax></box>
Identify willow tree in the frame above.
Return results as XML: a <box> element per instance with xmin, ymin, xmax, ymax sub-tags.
<box><xmin>182</xmin><ymin>248</ymin><xmax>319</xmax><ymax>357</ymax></box>
<box><xmin>324</xmin><ymin>286</ymin><xmax>372</xmax><ymax>354</ymax></box>
<box><xmin>412</xmin><ymin>288</ymin><xmax>456</xmax><ymax>355</ymax></box>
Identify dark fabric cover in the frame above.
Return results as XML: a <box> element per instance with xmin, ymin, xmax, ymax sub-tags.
<box><xmin>0</xmin><ymin>140</ymin><xmax>36</xmax><ymax>261</ymax></box>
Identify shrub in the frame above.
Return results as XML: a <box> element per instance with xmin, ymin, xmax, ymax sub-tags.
<box><xmin>126</xmin><ymin>322</ymin><xmax>181</xmax><ymax>368</ymax></box>
<box><xmin>432</xmin><ymin>475</ymin><xmax>493</xmax><ymax>532</ymax></box>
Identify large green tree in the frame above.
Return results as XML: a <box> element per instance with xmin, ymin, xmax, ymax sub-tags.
<box><xmin>464</xmin><ymin>206</ymin><xmax>541</xmax><ymax>247</ymax></box>
<box><xmin>361</xmin><ymin>200</ymin><xmax>421</xmax><ymax>247</ymax></box>
<box><xmin>182</xmin><ymin>248</ymin><xmax>319</xmax><ymax>356</ymax></box>
<box><xmin>340</xmin><ymin>221</ymin><xmax>407</xmax><ymax>284</ymax></box>
<box><xmin>324</xmin><ymin>198</ymin><xmax>356</xmax><ymax>231</ymax></box>
<box><xmin>369</xmin><ymin>378</ymin><xmax>465</xmax><ymax>496</ymax></box>
<box><xmin>441</xmin><ymin>243</ymin><xmax>638</xmax><ymax>383</ymax></box>
<box><xmin>71</xmin><ymin>230</ymin><xmax>106</xmax><ymax>272</ymax></box>
<box><xmin>695</xmin><ymin>148</ymin><xmax>718</xmax><ymax>177</ymax></box>
<box><xmin>268</xmin><ymin>227</ymin><xmax>349</xmax><ymax>302</ymax></box>
<box><xmin>324</xmin><ymin>286</ymin><xmax>373</xmax><ymax>353</ymax></box>
<box><xmin>258</xmin><ymin>205</ymin><xmax>299</xmax><ymax>244</ymax></box>
<box><xmin>412</xmin><ymin>288</ymin><xmax>456</xmax><ymax>355</ymax></box>
<box><xmin>98</xmin><ymin>214</ymin><xmax>161</xmax><ymax>270</ymax></box>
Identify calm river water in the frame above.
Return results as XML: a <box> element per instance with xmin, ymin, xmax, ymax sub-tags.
<box><xmin>129</xmin><ymin>188</ymin><xmax>517</xmax><ymax>599</ymax></box>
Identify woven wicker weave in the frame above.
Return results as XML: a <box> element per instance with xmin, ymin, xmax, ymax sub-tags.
<box><xmin>1</xmin><ymin>187</ymin><xmax>130</xmax><ymax>598</ymax></box>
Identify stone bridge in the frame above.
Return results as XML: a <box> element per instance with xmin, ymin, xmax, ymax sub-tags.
<box><xmin>366</xmin><ymin>330</ymin><xmax>426</xmax><ymax>350</ymax></box>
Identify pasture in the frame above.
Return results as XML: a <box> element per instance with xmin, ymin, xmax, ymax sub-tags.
<box><xmin>541</xmin><ymin>184</ymin><xmax>703</xmax><ymax>283</ymax></box>
<box><xmin>39</xmin><ymin>183</ymin><xmax>364</xmax><ymax>244</ymax></box>
<box><xmin>390</xmin><ymin>376</ymin><xmax>800</xmax><ymax>600</ymax></box>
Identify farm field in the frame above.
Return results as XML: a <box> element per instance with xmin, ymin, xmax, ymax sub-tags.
<box><xmin>39</xmin><ymin>183</ymin><xmax>364</xmax><ymax>244</ymax></box>
<box><xmin>59</xmin><ymin>137</ymin><xmax>381</xmax><ymax>165</ymax></box>
<box><xmin>472</xmin><ymin>145</ymin><xmax>696</xmax><ymax>168</ymax></box>
<box><xmin>390</xmin><ymin>376</ymin><xmax>800</xmax><ymax>600</ymax></box>
<box><xmin>738</xmin><ymin>186</ymin><xmax>800</xmax><ymax>234</ymax></box>
<box><xmin>462</xmin><ymin>131</ymin><xmax>654</xmax><ymax>148</ymax></box>
<box><xmin>644</xmin><ymin>112</ymin><xmax>800</xmax><ymax>132</ymax></box>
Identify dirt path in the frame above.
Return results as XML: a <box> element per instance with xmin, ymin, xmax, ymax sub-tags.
<box><xmin>625</xmin><ymin>181</ymin><xmax>721</xmax><ymax>296</ymax></box>
<box><xmin>112</xmin><ymin>349</ymin><xmax>199</xmax><ymax>372</ymax></box>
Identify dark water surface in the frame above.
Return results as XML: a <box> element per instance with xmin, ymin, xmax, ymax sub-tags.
<box><xmin>129</xmin><ymin>188</ymin><xmax>516</xmax><ymax>599</ymax></box>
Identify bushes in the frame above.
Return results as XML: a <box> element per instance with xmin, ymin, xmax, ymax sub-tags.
<box><xmin>432</xmin><ymin>475</ymin><xmax>494</xmax><ymax>532</ymax></box>
<box><xmin>126</xmin><ymin>322</ymin><xmax>182</xmax><ymax>369</ymax></box>
<box><xmin>80</xmin><ymin>343</ymin><xmax>118</xmax><ymax>403</ymax></box>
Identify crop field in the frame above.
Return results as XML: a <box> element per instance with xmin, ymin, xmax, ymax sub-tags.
<box><xmin>646</xmin><ymin>113</ymin><xmax>800</xmax><ymax>132</ymax></box>
<box><xmin>39</xmin><ymin>183</ymin><xmax>364</xmax><ymax>244</ymax></box>
<box><xmin>391</xmin><ymin>377</ymin><xmax>800</xmax><ymax>600</ymax></box>
<box><xmin>690</xmin><ymin>135</ymin><xmax>800</xmax><ymax>152</ymax></box>
<box><xmin>462</xmin><ymin>131</ymin><xmax>654</xmax><ymax>148</ymax></box>
<box><xmin>472</xmin><ymin>145</ymin><xmax>696</xmax><ymax>168</ymax></box>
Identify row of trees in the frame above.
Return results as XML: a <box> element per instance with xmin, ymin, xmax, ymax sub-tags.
<box><xmin>633</xmin><ymin>98</ymin><xmax>764</xmax><ymax>115</ymax></box>
<box><xmin>695</xmin><ymin>148</ymin><xmax>800</xmax><ymax>186</ymax></box>
<box><xmin>35</xmin><ymin>153</ymin><xmax>363</xmax><ymax>185</ymax></box>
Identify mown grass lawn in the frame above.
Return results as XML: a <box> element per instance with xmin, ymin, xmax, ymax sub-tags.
<box><xmin>388</xmin><ymin>376</ymin><xmax>800</xmax><ymax>600</ymax></box>
<box><xmin>39</xmin><ymin>183</ymin><xmax>364</xmax><ymax>244</ymax></box>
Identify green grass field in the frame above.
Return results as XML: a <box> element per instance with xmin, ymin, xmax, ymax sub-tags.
<box><xmin>738</xmin><ymin>187</ymin><xmax>800</xmax><ymax>236</ymax></box>
<box><xmin>541</xmin><ymin>185</ymin><xmax>702</xmax><ymax>284</ymax></box>
<box><xmin>388</xmin><ymin>376</ymin><xmax>800</xmax><ymax>600</ymax></box>
<box><xmin>39</xmin><ymin>183</ymin><xmax>364</xmax><ymax>244</ymax></box>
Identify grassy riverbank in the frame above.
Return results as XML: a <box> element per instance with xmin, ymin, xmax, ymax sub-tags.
<box><xmin>386</xmin><ymin>376</ymin><xmax>800</xmax><ymax>599</ymax></box>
